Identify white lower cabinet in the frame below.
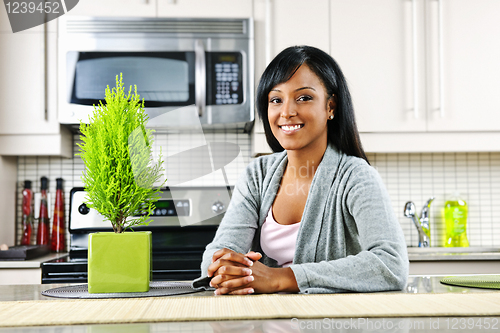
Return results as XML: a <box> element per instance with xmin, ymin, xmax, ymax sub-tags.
<box><xmin>0</xmin><ymin>269</ymin><xmax>41</xmax><ymax>285</ymax></box>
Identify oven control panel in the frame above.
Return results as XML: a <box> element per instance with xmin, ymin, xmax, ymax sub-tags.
<box><xmin>138</xmin><ymin>199</ymin><xmax>190</xmax><ymax>217</ymax></box>
<box><xmin>69</xmin><ymin>187</ymin><xmax>233</xmax><ymax>231</ymax></box>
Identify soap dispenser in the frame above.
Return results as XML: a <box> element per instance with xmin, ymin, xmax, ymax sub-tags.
<box><xmin>444</xmin><ymin>192</ymin><xmax>469</xmax><ymax>247</ymax></box>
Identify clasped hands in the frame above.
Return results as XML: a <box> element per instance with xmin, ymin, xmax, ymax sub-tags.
<box><xmin>207</xmin><ymin>248</ymin><xmax>299</xmax><ymax>295</ymax></box>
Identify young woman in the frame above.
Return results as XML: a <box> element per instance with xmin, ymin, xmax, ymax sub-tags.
<box><xmin>192</xmin><ymin>46</ymin><xmax>408</xmax><ymax>295</ymax></box>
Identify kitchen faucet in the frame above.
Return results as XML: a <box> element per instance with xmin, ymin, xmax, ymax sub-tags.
<box><xmin>404</xmin><ymin>197</ymin><xmax>435</xmax><ymax>247</ymax></box>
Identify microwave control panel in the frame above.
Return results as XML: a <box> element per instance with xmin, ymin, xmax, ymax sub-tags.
<box><xmin>209</xmin><ymin>52</ymin><xmax>243</xmax><ymax>106</ymax></box>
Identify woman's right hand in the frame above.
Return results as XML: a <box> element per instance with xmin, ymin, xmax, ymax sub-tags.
<box><xmin>207</xmin><ymin>248</ymin><xmax>262</xmax><ymax>294</ymax></box>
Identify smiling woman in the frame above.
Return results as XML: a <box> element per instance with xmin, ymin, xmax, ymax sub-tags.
<box><xmin>192</xmin><ymin>46</ymin><xmax>409</xmax><ymax>295</ymax></box>
<box><xmin>267</xmin><ymin>64</ymin><xmax>332</xmax><ymax>155</ymax></box>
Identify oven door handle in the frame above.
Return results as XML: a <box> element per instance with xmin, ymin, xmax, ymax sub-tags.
<box><xmin>194</xmin><ymin>39</ymin><xmax>206</xmax><ymax>118</ymax></box>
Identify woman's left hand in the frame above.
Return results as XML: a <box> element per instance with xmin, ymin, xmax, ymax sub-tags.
<box><xmin>209</xmin><ymin>251</ymin><xmax>299</xmax><ymax>295</ymax></box>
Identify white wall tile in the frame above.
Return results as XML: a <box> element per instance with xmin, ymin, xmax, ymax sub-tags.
<box><xmin>15</xmin><ymin>131</ymin><xmax>252</xmax><ymax>248</ymax></box>
<box><xmin>15</xmin><ymin>133</ymin><xmax>500</xmax><ymax>249</ymax></box>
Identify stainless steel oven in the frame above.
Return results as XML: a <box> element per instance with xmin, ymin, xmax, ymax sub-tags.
<box><xmin>57</xmin><ymin>16</ymin><xmax>254</xmax><ymax>131</ymax></box>
<box><xmin>41</xmin><ymin>187</ymin><xmax>231</xmax><ymax>284</ymax></box>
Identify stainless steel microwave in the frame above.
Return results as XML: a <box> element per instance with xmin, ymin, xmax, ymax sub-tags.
<box><xmin>58</xmin><ymin>16</ymin><xmax>254</xmax><ymax>131</ymax></box>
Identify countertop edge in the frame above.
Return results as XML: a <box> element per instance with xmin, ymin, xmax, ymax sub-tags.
<box><xmin>0</xmin><ymin>253</ymin><xmax>68</xmax><ymax>269</ymax></box>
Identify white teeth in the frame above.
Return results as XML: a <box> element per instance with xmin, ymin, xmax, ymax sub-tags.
<box><xmin>281</xmin><ymin>124</ymin><xmax>302</xmax><ymax>131</ymax></box>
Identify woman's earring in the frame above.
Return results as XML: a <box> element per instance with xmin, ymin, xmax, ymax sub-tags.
<box><xmin>329</xmin><ymin>115</ymin><xmax>334</xmax><ymax>120</ymax></box>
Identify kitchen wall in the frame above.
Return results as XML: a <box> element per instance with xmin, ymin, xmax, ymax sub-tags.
<box><xmin>15</xmin><ymin>133</ymin><xmax>500</xmax><ymax>249</ymax></box>
<box><xmin>0</xmin><ymin>156</ymin><xmax>16</xmax><ymax>246</ymax></box>
<box><xmin>15</xmin><ymin>130</ymin><xmax>252</xmax><ymax>249</ymax></box>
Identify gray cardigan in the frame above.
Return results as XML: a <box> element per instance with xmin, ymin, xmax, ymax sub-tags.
<box><xmin>192</xmin><ymin>144</ymin><xmax>409</xmax><ymax>294</ymax></box>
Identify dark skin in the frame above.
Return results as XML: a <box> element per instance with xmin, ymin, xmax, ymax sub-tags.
<box><xmin>207</xmin><ymin>249</ymin><xmax>299</xmax><ymax>295</ymax></box>
<box><xmin>208</xmin><ymin>65</ymin><xmax>335</xmax><ymax>295</ymax></box>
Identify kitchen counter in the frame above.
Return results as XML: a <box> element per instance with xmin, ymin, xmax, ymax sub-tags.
<box><xmin>3</xmin><ymin>248</ymin><xmax>499</xmax><ymax>284</ymax></box>
<box><xmin>408</xmin><ymin>247</ymin><xmax>500</xmax><ymax>275</ymax></box>
<box><xmin>0</xmin><ymin>276</ymin><xmax>499</xmax><ymax>333</ymax></box>
<box><xmin>0</xmin><ymin>276</ymin><xmax>494</xmax><ymax>302</ymax></box>
<box><xmin>408</xmin><ymin>247</ymin><xmax>500</xmax><ymax>261</ymax></box>
<box><xmin>0</xmin><ymin>253</ymin><xmax>68</xmax><ymax>285</ymax></box>
<box><xmin>0</xmin><ymin>253</ymin><xmax>68</xmax><ymax>269</ymax></box>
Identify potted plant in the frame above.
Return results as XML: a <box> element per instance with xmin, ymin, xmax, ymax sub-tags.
<box><xmin>77</xmin><ymin>74</ymin><xmax>165</xmax><ymax>293</ymax></box>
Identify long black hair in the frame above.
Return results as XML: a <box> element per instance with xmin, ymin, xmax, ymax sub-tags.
<box><xmin>256</xmin><ymin>45</ymin><xmax>369</xmax><ymax>164</ymax></box>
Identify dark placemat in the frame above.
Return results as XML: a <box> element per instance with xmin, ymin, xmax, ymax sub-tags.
<box><xmin>41</xmin><ymin>281</ymin><xmax>197</xmax><ymax>299</ymax></box>
<box><xmin>440</xmin><ymin>275</ymin><xmax>500</xmax><ymax>290</ymax></box>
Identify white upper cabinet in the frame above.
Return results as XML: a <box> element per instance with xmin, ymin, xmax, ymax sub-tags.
<box><xmin>0</xmin><ymin>5</ymin><xmax>71</xmax><ymax>156</ymax></box>
<box><xmin>265</xmin><ymin>0</ymin><xmax>330</xmax><ymax>57</ymax></box>
<box><xmin>0</xmin><ymin>28</ymin><xmax>72</xmax><ymax>156</ymax></box>
<box><xmin>251</xmin><ymin>0</ymin><xmax>329</xmax><ymax>155</ymax></box>
<box><xmin>157</xmin><ymin>0</ymin><xmax>253</xmax><ymax>18</ymax></box>
<box><xmin>252</xmin><ymin>0</ymin><xmax>329</xmax><ymax>81</ymax></box>
<box><xmin>66</xmin><ymin>0</ymin><xmax>157</xmax><ymax>17</ymax></box>
<box><xmin>330</xmin><ymin>0</ymin><xmax>500</xmax><ymax>134</ymax></box>
<box><xmin>67</xmin><ymin>0</ymin><xmax>252</xmax><ymax>18</ymax></box>
<box><xmin>0</xmin><ymin>0</ymin><xmax>46</xmax><ymax>135</ymax></box>
<box><xmin>0</xmin><ymin>2</ymin><xmax>60</xmax><ymax>136</ymax></box>
<box><xmin>0</xmin><ymin>33</ymin><xmax>41</xmax><ymax>133</ymax></box>
<box><xmin>425</xmin><ymin>0</ymin><xmax>500</xmax><ymax>132</ymax></box>
<box><xmin>330</xmin><ymin>0</ymin><xmax>427</xmax><ymax>133</ymax></box>
<box><xmin>0</xmin><ymin>32</ymin><xmax>58</xmax><ymax>135</ymax></box>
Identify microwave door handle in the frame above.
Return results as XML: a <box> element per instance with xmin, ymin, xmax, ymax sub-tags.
<box><xmin>194</xmin><ymin>40</ymin><xmax>206</xmax><ymax>118</ymax></box>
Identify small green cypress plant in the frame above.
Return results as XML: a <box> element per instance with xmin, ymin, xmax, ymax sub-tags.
<box><xmin>77</xmin><ymin>74</ymin><xmax>166</xmax><ymax>233</ymax></box>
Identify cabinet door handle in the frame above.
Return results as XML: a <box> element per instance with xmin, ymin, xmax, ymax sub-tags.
<box><xmin>412</xmin><ymin>0</ymin><xmax>419</xmax><ymax>119</ymax></box>
<box><xmin>438</xmin><ymin>0</ymin><xmax>445</xmax><ymax>118</ymax></box>
<box><xmin>194</xmin><ymin>39</ymin><xmax>206</xmax><ymax>118</ymax></box>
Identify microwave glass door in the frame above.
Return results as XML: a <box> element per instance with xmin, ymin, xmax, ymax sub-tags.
<box><xmin>69</xmin><ymin>52</ymin><xmax>195</xmax><ymax>107</ymax></box>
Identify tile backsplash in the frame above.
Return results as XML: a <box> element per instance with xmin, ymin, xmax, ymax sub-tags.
<box><xmin>367</xmin><ymin>152</ymin><xmax>500</xmax><ymax>248</ymax></box>
<box><xmin>16</xmin><ymin>133</ymin><xmax>500</xmax><ymax>249</ymax></box>
<box><xmin>16</xmin><ymin>130</ymin><xmax>252</xmax><ymax>249</ymax></box>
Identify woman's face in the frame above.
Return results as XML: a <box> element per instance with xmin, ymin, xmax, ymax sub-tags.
<box><xmin>267</xmin><ymin>64</ymin><xmax>334</xmax><ymax>154</ymax></box>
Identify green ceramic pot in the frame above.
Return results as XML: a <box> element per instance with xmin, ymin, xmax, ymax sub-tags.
<box><xmin>88</xmin><ymin>231</ymin><xmax>152</xmax><ymax>293</ymax></box>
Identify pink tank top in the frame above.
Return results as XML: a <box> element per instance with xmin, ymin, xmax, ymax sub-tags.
<box><xmin>260</xmin><ymin>207</ymin><xmax>301</xmax><ymax>267</ymax></box>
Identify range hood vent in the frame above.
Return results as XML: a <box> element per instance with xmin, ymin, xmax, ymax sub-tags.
<box><xmin>65</xmin><ymin>18</ymin><xmax>247</xmax><ymax>35</ymax></box>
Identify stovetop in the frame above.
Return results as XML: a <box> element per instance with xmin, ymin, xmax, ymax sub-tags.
<box><xmin>42</xmin><ymin>250</ymin><xmax>205</xmax><ymax>284</ymax></box>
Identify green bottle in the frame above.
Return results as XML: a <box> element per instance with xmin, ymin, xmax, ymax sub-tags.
<box><xmin>444</xmin><ymin>193</ymin><xmax>469</xmax><ymax>247</ymax></box>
